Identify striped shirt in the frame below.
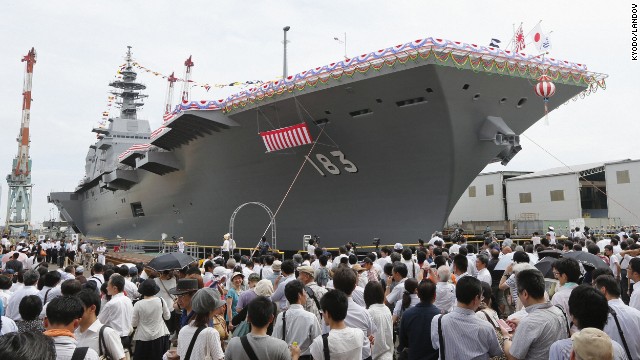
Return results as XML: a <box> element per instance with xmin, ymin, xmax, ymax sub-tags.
<box><xmin>430</xmin><ymin>307</ymin><xmax>502</xmax><ymax>360</ymax></box>
<box><xmin>509</xmin><ymin>302</ymin><xmax>568</xmax><ymax>360</ymax></box>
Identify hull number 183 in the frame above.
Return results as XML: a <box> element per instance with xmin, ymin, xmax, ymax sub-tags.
<box><xmin>305</xmin><ymin>151</ymin><xmax>358</xmax><ymax>177</ymax></box>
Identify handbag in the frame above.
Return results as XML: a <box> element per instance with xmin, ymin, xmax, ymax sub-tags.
<box><xmin>480</xmin><ymin>310</ymin><xmax>507</xmax><ymax>360</ymax></box>
<box><xmin>232</xmin><ymin>320</ymin><xmax>251</xmax><ymax>338</ymax></box>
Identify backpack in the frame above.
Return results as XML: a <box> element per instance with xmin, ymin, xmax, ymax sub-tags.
<box><xmin>315</xmin><ymin>267</ymin><xmax>330</xmax><ymax>287</ymax></box>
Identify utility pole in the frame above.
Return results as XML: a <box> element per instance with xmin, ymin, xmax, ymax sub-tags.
<box><xmin>5</xmin><ymin>48</ymin><xmax>37</xmax><ymax>235</ymax></box>
<box><xmin>283</xmin><ymin>26</ymin><xmax>290</xmax><ymax>79</ymax></box>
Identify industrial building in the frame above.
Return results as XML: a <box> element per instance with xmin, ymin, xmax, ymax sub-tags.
<box><xmin>447</xmin><ymin>159</ymin><xmax>640</xmax><ymax>234</ymax></box>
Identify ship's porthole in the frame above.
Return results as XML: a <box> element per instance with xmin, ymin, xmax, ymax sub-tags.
<box><xmin>473</xmin><ymin>93</ymin><xmax>481</xmax><ymax>101</ymax></box>
<box><xmin>462</xmin><ymin>84</ymin><xmax>470</xmax><ymax>90</ymax></box>
<box><xmin>500</xmin><ymin>98</ymin><xmax>508</xmax><ymax>104</ymax></box>
<box><xmin>517</xmin><ymin>97</ymin><xmax>527</xmax><ymax>108</ymax></box>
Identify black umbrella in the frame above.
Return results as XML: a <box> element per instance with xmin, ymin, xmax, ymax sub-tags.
<box><xmin>534</xmin><ymin>256</ymin><xmax>558</xmax><ymax>278</ymax></box>
<box><xmin>537</xmin><ymin>249</ymin><xmax>564</xmax><ymax>259</ymax></box>
<box><xmin>563</xmin><ymin>251</ymin><xmax>608</xmax><ymax>269</ymax></box>
<box><xmin>147</xmin><ymin>252</ymin><xmax>196</xmax><ymax>271</ymax></box>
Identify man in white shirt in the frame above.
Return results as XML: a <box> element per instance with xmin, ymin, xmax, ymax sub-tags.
<box><xmin>96</xmin><ymin>242</ymin><xmax>107</xmax><ymax>265</ymax></box>
<box><xmin>384</xmin><ymin>262</ymin><xmax>407</xmax><ymax>306</ymax></box>
<box><xmin>271</xmin><ymin>260</ymin><xmax>297</xmax><ymax>310</ymax></box>
<box><xmin>374</xmin><ymin>247</ymin><xmax>392</xmax><ymax>269</ymax></box>
<box><xmin>530</xmin><ymin>232</ymin><xmax>541</xmax><ymax>246</ymax></box>
<box><xmin>272</xmin><ymin>280</ymin><xmax>322</xmax><ymax>357</ymax></box>
<box><xmin>307</xmin><ymin>239</ymin><xmax>316</xmax><ymax>255</ymax></box>
<box><xmin>401</xmin><ymin>249</ymin><xmax>420</xmax><ymax>280</ymax></box>
<box><xmin>87</xmin><ymin>263</ymin><xmax>105</xmax><ymax>293</ymax></box>
<box><xmin>310</xmin><ymin>289</ymin><xmax>365</xmax><ymax>360</ymax></box>
<box><xmin>596</xmin><ymin>275</ymin><xmax>640</xmax><ymax>360</ymax></box>
<box><xmin>177</xmin><ymin>237</ymin><xmax>185</xmax><ymax>253</ymax></box>
<box><xmin>604</xmin><ymin>245</ymin><xmax>621</xmax><ymax>282</ymax></box>
<box><xmin>76</xmin><ymin>289</ymin><xmax>126</xmax><ymax>360</ymax></box>
<box><xmin>6</xmin><ymin>269</ymin><xmax>39</xmax><ymax>321</ymax></box>
<box><xmin>547</xmin><ymin>227</ymin><xmax>557</xmax><ymax>244</ymax></box>
<box><xmin>428</xmin><ymin>231</ymin><xmax>443</xmax><ymax>245</ymax></box>
<box><xmin>330</xmin><ymin>267</ymin><xmax>377</xmax><ymax>360</ymax></box>
<box><xmin>550</xmin><ymin>258</ymin><xmax>581</xmax><ymax>328</ymax></box>
<box><xmin>475</xmin><ymin>254</ymin><xmax>492</xmax><ymax>286</ymax></box>
<box><xmin>628</xmin><ymin>258</ymin><xmax>640</xmax><ymax>311</ymax></box>
<box><xmin>45</xmin><ymin>295</ymin><xmax>99</xmax><ymax>360</ymax></box>
<box><xmin>221</xmin><ymin>233</ymin><xmax>232</xmax><ymax>261</ymax></box>
<box><xmin>0</xmin><ymin>275</ymin><xmax>12</xmax><ymax>312</ymax></box>
<box><xmin>260</xmin><ymin>255</ymin><xmax>275</xmax><ymax>280</ymax></box>
<box><xmin>98</xmin><ymin>274</ymin><xmax>133</xmax><ymax>352</ymax></box>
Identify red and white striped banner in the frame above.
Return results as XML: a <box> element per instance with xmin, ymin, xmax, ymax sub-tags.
<box><xmin>260</xmin><ymin>123</ymin><xmax>313</xmax><ymax>152</ymax></box>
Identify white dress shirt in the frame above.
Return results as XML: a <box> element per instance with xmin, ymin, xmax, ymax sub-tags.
<box><xmin>386</xmin><ymin>278</ymin><xmax>406</xmax><ymax>305</ymax></box>
<box><xmin>310</xmin><ymin>327</ymin><xmax>364</xmax><ymax>360</ymax></box>
<box><xmin>604</xmin><ymin>298</ymin><xmax>640</xmax><ymax>360</ymax></box>
<box><xmin>6</xmin><ymin>285</ymin><xmax>39</xmax><ymax>321</ymax></box>
<box><xmin>75</xmin><ymin>319</ymin><xmax>126</xmax><ymax>360</ymax></box>
<box><xmin>98</xmin><ymin>293</ymin><xmax>134</xmax><ymax>337</ymax></box>
<box><xmin>368</xmin><ymin>303</ymin><xmax>393</xmax><ymax>360</ymax></box>
<box><xmin>434</xmin><ymin>282</ymin><xmax>456</xmax><ymax>313</ymax></box>
<box><xmin>272</xmin><ymin>304</ymin><xmax>322</xmax><ymax>356</ymax></box>
<box><xmin>52</xmin><ymin>335</ymin><xmax>100</xmax><ymax>360</ymax></box>
<box><xmin>476</xmin><ymin>268</ymin><xmax>492</xmax><ymax>286</ymax></box>
<box><xmin>630</xmin><ymin>282</ymin><xmax>640</xmax><ymax>311</ymax></box>
<box><xmin>0</xmin><ymin>316</ymin><xmax>17</xmax><ymax>335</ymax></box>
<box><xmin>271</xmin><ymin>274</ymin><xmax>295</xmax><ymax>310</ymax></box>
<box><xmin>344</xmin><ymin>298</ymin><xmax>377</xmax><ymax>360</ymax></box>
<box><xmin>132</xmin><ymin>297</ymin><xmax>171</xmax><ymax>341</ymax></box>
<box><xmin>124</xmin><ymin>279</ymin><xmax>139</xmax><ymax>300</ymax></box>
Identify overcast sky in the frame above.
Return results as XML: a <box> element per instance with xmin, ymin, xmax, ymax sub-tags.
<box><xmin>0</xmin><ymin>0</ymin><xmax>637</xmax><ymax>227</ymax></box>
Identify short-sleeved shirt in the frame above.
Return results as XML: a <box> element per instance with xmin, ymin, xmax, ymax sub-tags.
<box><xmin>508</xmin><ymin>303</ymin><xmax>568</xmax><ymax>360</ymax></box>
<box><xmin>310</xmin><ymin>327</ymin><xmax>364</xmax><ymax>360</ymax></box>
<box><xmin>549</xmin><ymin>336</ymin><xmax>627</xmax><ymax>360</ymax></box>
<box><xmin>237</xmin><ymin>289</ymin><xmax>257</xmax><ymax>311</ymax></box>
<box><xmin>225</xmin><ymin>333</ymin><xmax>291</xmax><ymax>360</ymax></box>
<box><xmin>430</xmin><ymin>307</ymin><xmax>502</xmax><ymax>359</ymax></box>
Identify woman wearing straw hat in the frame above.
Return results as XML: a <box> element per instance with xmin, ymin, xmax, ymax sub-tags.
<box><xmin>132</xmin><ymin>279</ymin><xmax>171</xmax><ymax>360</ymax></box>
<box><xmin>165</xmin><ymin>288</ymin><xmax>225</xmax><ymax>360</ymax></box>
<box><xmin>226</xmin><ymin>272</ymin><xmax>244</xmax><ymax>332</ymax></box>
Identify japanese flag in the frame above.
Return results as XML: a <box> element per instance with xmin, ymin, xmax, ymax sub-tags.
<box><xmin>529</xmin><ymin>23</ymin><xmax>552</xmax><ymax>52</ymax></box>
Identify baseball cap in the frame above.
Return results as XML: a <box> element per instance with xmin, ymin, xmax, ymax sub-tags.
<box><xmin>75</xmin><ymin>266</ymin><xmax>85</xmax><ymax>274</ymax></box>
<box><xmin>129</xmin><ymin>267</ymin><xmax>138</xmax><ymax>275</ymax></box>
<box><xmin>394</xmin><ymin>243</ymin><xmax>403</xmax><ymax>251</ymax></box>
<box><xmin>571</xmin><ymin>328</ymin><xmax>613</xmax><ymax>360</ymax></box>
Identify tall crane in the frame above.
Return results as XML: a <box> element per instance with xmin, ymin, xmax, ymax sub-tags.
<box><xmin>180</xmin><ymin>55</ymin><xmax>194</xmax><ymax>104</ymax></box>
<box><xmin>163</xmin><ymin>71</ymin><xmax>177</xmax><ymax>121</ymax></box>
<box><xmin>5</xmin><ymin>48</ymin><xmax>36</xmax><ymax>235</ymax></box>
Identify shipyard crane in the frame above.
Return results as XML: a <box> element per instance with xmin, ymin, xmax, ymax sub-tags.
<box><xmin>163</xmin><ymin>71</ymin><xmax>178</xmax><ymax>119</ymax></box>
<box><xmin>180</xmin><ymin>55</ymin><xmax>194</xmax><ymax>104</ymax></box>
<box><xmin>5</xmin><ymin>48</ymin><xmax>36</xmax><ymax>235</ymax></box>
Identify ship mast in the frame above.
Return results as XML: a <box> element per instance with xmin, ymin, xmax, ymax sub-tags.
<box><xmin>110</xmin><ymin>46</ymin><xmax>147</xmax><ymax>120</ymax></box>
<box><xmin>5</xmin><ymin>47</ymin><xmax>36</xmax><ymax>234</ymax></box>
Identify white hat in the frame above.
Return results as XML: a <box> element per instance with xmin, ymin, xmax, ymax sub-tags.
<box><xmin>571</xmin><ymin>328</ymin><xmax>613</xmax><ymax>360</ymax></box>
<box><xmin>548</xmin><ymin>226</ymin><xmax>554</xmax><ymax>231</ymax></box>
<box><xmin>394</xmin><ymin>243</ymin><xmax>403</xmax><ymax>250</ymax></box>
<box><xmin>212</xmin><ymin>267</ymin><xmax>227</xmax><ymax>278</ymax></box>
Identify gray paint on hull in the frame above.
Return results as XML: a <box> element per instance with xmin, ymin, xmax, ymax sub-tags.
<box><xmin>51</xmin><ymin>64</ymin><xmax>585</xmax><ymax>249</ymax></box>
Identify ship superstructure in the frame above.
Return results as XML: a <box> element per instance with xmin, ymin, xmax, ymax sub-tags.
<box><xmin>49</xmin><ymin>37</ymin><xmax>607</xmax><ymax>249</ymax></box>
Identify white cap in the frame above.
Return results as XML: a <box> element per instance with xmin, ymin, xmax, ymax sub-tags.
<box><xmin>394</xmin><ymin>243</ymin><xmax>403</xmax><ymax>250</ymax></box>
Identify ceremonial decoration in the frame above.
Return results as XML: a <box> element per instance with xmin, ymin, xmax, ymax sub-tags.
<box><xmin>162</xmin><ymin>36</ymin><xmax>606</xmax><ymax>119</ymax></box>
<box><xmin>135</xmin><ymin>36</ymin><xmax>607</xmax><ymax>160</ymax></box>
<box><xmin>259</xmin><ymin>123</ymin><xmax>313</xmax><ymax>152</ymax></box>
<box><xmin>534</xmin><ymin>75</ymin><xmax>556</xmax><ymax>111</ymax></box>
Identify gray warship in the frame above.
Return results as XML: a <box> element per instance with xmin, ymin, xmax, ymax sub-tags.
<box><xmin>48</xmin><ymin>37</ymin><xmax>606</xmax><ymax>250</ymax></box>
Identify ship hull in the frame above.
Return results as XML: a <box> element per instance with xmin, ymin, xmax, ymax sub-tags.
<box><xmin>51</xmin><ymin>61</ymin><xmax>586</xmax><ymax>250</ymax></box>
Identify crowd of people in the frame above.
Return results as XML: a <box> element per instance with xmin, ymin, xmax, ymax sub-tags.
<box><xmin>0</xmin><ymin>227</ymin><xmax>639</xmax><ymax>360</ymax></box>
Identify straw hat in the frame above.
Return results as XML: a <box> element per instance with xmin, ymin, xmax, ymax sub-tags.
<box><xmin>571</xmin><ymin>328</ymin><xmax>613</xmax><ymax>360</ymax></box>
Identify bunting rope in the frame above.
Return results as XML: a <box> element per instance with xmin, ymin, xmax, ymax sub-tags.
<box><xmin>122</xmin><ymin>61</ymin><xmax>263</xmax><ymax>92</ymax></box>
